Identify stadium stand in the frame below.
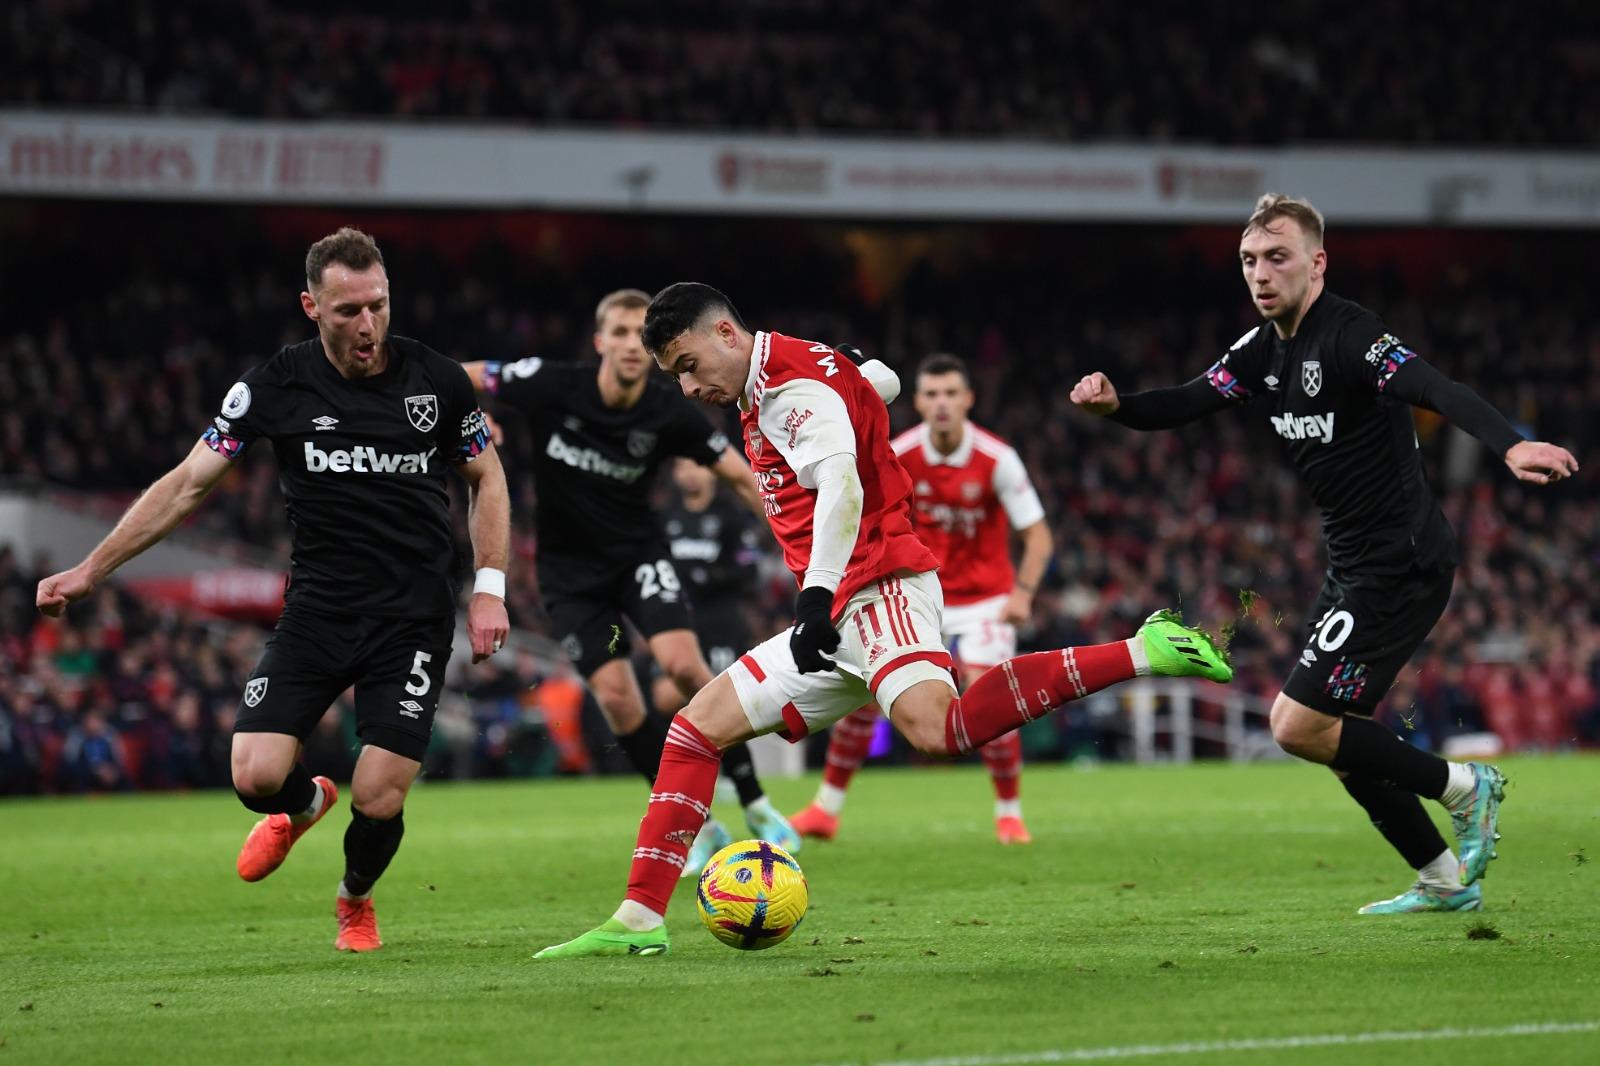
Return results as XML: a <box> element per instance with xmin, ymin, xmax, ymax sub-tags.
<box><xmin>4</xmin><ymin>0</ymin><xmax>1598</xmax><ymax>144</ymax></box>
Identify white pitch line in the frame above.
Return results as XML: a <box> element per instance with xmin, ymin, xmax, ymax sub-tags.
<box><xmin>826</xmin><ymin>1020</ymin><xmax>1600</xmax><ymax>1066</ymax></box>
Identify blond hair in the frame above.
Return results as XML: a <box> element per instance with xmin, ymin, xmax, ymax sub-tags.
<box><xmin>1244</xmin><ymin>193</ymin><xmax>1325</xmax><ymax>247</ymax></box>
<box><xmin>594</xmin><ymin>288</ymin><xmax>652</xmax><ymax>329</ymax></box>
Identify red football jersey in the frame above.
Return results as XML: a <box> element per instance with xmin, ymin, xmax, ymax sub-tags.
<box><xmin>892</xmin><ymin>422</ymin><xmax>1046</xmax><ymax>605</ymax></box>
<box><xmin>741</xmin><ymin>332</ymin><xmax>939</xmax><ymax>617</ymax></box>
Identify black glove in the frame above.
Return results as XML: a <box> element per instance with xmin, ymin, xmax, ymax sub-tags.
<box><xmin>790</xmin><ymin>586</ymin><xmax>841</xmax><ymax>673</ymax></box>
<box><xmin>833</xmin><ymin>343</ymin><xmax>867</xmax><ymax>365</ymax></box>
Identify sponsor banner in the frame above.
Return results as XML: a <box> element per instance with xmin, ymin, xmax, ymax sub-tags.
<box><xmin>2</xmin><ymin>111</ymin><xmax>1598</xmax><ymax>225</ymax></box>
<box><xmin>126</xmin><ymin>569</ymin><xmax>285</xmax><ymax>622</ymax></box>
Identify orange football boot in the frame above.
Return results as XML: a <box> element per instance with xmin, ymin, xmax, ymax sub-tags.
<box><xmin>236</xmin><ymin>776</ymin><xmax>338</xmax><ymax>882</ymax></box>
<box><xmin>789</xmin><ymin>803</ymin><xmax>840</xmax><ymax>841</ymax></box>
<box><xmin>995</xmin><ymin>815</ymin><xmax>1033</xmax><ymax>845</ymax></box>
<box><xmin>335</xmin><ymin>896</ymin><xmax>383</xmax><ymax>952</ymax></box>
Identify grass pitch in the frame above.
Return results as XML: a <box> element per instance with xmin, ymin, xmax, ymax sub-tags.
<box><xmin>4</xmin><ymin>755</ymin><xmax>1598</xmax><ymax>1065</ymax></box>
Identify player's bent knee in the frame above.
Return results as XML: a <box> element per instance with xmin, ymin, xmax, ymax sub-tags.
<box><xmin>232</xmin><ymin>765</ymin><xmax>287</xmax><ymax>797</ymax></box>
<box><xmin>352</xmin><ymin>786</ymin><xmax>406</xmax><ymax>820</ymax></box>
<box><xmin>887</xmin><ymin>680</ymin><xmax>957</xmax><ymax>758</ymax></box>
<box><xmin>679</xmin><ymin>674</ymin><xmax>755</xmax><ymax>751</ymax></box>
<box><xmin>1269</xmin><ymin>694</ymin><xmax>1334</xmax><ymax>758</ymax></box>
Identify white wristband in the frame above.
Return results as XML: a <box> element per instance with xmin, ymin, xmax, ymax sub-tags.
<box><xmin>473</xmin><ymin>567</ymin><xmax>506</xmax><ymax>598</ymax></box>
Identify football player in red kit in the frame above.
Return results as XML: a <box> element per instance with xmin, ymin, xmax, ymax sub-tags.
<box><xmin>534</xmin><ymin>284</ymin><xmax>1231</xmax><ymax>959</ymax></box>
<box><xmin>791</xmin><ymin>353</ymin><xmax>1053</xmax><ymax>844</ymax></box>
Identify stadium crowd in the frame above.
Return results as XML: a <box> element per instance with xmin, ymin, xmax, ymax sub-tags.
<box><xmin>2</xmin><ymin>218</ymin><xmax>1596</xmax><ymax>793</ymax></box>
<box><xmin>5</xmin><ymin>0</ymin><xmax>1598</xmax><ymax>145</ymax></box>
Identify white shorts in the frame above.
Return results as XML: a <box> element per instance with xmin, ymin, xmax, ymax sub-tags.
<box><xmin>728</xmin><ymin>571</ymin><xmax>956</xmax><ymax>743</ymax></box>
<box><xmin>941</xmin><ymin>593</ymin><xmax>1016</xmax><ymax>669</ymax></box>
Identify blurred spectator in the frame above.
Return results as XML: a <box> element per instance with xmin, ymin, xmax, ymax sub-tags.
<box><xmin>2</xmin><ymin>0</ymin><xmax>1596</xmax><ymax>145</ymax></box>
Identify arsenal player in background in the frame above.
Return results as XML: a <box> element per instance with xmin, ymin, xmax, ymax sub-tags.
<box><xmin>790</xmin><ymin>353</ymin><xmax>1053</xmax><ymax>845</ymax></box>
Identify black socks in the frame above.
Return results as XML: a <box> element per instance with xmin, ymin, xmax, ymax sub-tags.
<box><xmin>1328</xmin><ymin>715</ymin><xmax>1449</xmax><ymax>799</ymax></box>
<box><xmin>234</xmin><ymin>762</ymin><xmax>316</xmax><ymax>814</ymax></box>
<box><xmin>342</xmin><ymin>806</ymin><xmax>405</xmax><ymax>897</ymax></box>
<box><xmin>1340</xmin><ymin>774</ymin><xmax>1449</xmax><ymax>869</ymax></box>
<box><xmin>721</xmin><ymin>742</ymin><xmax>765</xmax><ymax>807</ymax></box>
<box><xmin>616</xmin><ymin>712</ymin><xmax>669</xmax><ymax>783</ymax></box>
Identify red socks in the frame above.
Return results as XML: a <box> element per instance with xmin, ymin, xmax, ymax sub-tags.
<box><xmin>980</xmin><ymin>731</ymin><xmax>1022</xmax><ymax>801</ymax></box>
<box><xmin>625</xmin><ymin>717</ymin><xmax>722</xmax><ymax>914</ymax></box>
<box><xmin>945</xmin><ymin>642</ymin><xmax>1135</xmax><ymax>755</ymax></box>
<box><xmin>822</xmin><ymin>705</ymin><xmax>879</xmax><ymax>790</ymax></box>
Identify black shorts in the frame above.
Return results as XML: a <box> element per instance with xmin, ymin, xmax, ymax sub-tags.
<box><xmin>539</xmin><ymin>545</ymin><xmax>693</xmax><ymax>678</ymax></box>
<box><xmin>695</xmin><ymin>602</ymin><xmax>752</xmax><ymax>677</ymax></box>
<box><xmin>234</xmin><ymin>606</ymin><xmax>454</xmax><ymax>761</ymax></box>
<box><xmin>1282</xmin><ymin>567</ymin><xmax>1454</xmax><ymax>717</ymax></box>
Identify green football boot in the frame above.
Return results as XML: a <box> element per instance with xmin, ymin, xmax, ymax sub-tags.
<box><xmin>533</xmin><ymin>919</ymin><xmax>669</xmax><ymax>960</ymax></box>
<box><xmin>1358</xmin><ymin>881</ymin><xmax>1482</xmax><ymax>915</ymax></box>
<box><xmin>1136</xmin><ymin>609</ymin><xmax>1234</xmax><ymax>683</ymax></box>
<box><xmin>1451</xmin><ymin>762</ymin><xmax>1507</xmax><ymax>885</ymax></box>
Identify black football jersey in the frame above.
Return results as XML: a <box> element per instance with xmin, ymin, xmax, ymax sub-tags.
<box><xmin>203</xmin><ymin>336</ymin><xmax>491</xmax><ymax>617</ymax></box>
<box><xmin>484</xmin><ymin>358</ymin><xmax>728</xmax><ymax>557</ymax></box>
<box><xmin>1204</xmin><ymin>291</ymin><xmax>1457</xmax><ymax>577</ymax></box>
<box><xmin>663</xmin><ymin>494</ymin><xmax>761</xmax><ymax>609</ymax></box>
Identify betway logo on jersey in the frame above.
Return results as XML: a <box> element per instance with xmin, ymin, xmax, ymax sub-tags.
<box><xmin>1270</xmin><ymin>412</ymin><xmax>1336</xmax><ymax>444</ymax></box>
<box><xmin>304</xmin><ymin>441</ymin><xmax>436</xmax><ymax>473</ymax></box>
<box><xmin>546</xmin><ymin>432</ymin><xmax>647</xmax><ymax>482</ymax></box>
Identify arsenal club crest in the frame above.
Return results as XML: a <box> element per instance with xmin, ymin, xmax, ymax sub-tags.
<box><xmin>746</xmin><ymin>425</ymin><xmax>764</xmax><ymax>460</ymax></box>
<box><xmin>244</xmin><ymin>677</ymin><xmax>269</xmax><ymax>707</ymax></box>
<box><xmin>405</xmin><ymin>394</ymin><xmax>438</xmax><ymax>432</ymax></box>
<box><xmin>1301</xmin><ymin>361</ymin><xmax>1322</xmax><ymax>398</ymax></box>
<box><xmin>627</xmin><ymin>430</ymin><xmax>657</xmax><ymax>458</ymax></box>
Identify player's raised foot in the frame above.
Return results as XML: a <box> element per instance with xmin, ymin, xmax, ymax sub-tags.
<box><xmin>1137</xmin><ymin>609</ymin><xmax>1233</xmax><ymax>683</ymax></box>
<box><xmin>995</xmin><ymin>814</ymin><xmax>1032</xmax><ymax>845</ymax></box>
<box><xmin>744</xmin><ymin>799</ymin><xmax>802</xmax><ymax>854</ymax></box>
<box><xmin>1358</xmin><ymin>881</ymin><xmax>1482</xmax><ymax>915</ymax></box>
<box><xmin>334</xmin><ymin>895</ymin><xmax>383</xmax><ymax>952</ymax></box>
<box><xmin>1450</xmin><ymin>762</ymin><xmax>1507</xmax><ymax>885</ymax></box>
<box><xmin>236</xmin><ymin>775</ymin><xmax>339</xmax><ymax>882</ymax></box>
<box><xmin>789</xmin><ymin>803</ymin><xmax>840</xmax><ymax>841</ymax></box>
<box><xmin>681</xmin><ymin>818</ymin><xmax>732</xmax><ymax>880</ymax></box>
<box><xmin>533</xmin><ymin>919</ymin><xmax>669</xmax><ymax>960</ymax></box>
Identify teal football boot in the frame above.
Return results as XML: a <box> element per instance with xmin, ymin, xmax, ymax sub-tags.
<box><xmin>1359</xmin><ymin>881</ymin><xmax>1482</xmax><ymax>914</ymax></box>
<box><xmin>1451</xmin><ymin>762</ymin><xmax>1507</xmax><ymax>885</ymax></box>
<box><xmin>744</xmin><ymin>798</ymin><xmax>802</xmax><ymax>855</ymax></box>
<box><xmin>680</xmin><ymin>817</ymin><xmax>732</xmax><ymax>880</ymax></box>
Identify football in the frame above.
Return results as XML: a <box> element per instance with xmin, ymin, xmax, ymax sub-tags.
<box><xmin>695</xmin><ymin>839</ymin><xmax>809</xmax><ymax>950</ymax></box>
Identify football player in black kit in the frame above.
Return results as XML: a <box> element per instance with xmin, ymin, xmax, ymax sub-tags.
<box><xmin>463</xmin><ymin>289</ymin><xmax>798</xmax><ymax>855</ymax></box>
<box><xmin>652</xmin><ymin>457</ymin><xmax>774</xmax><ymax>873</ymax></box>
<box><xmin>1072</xmin><ymin>194</ymin><xmax>1578</xmax><ymax>914</ymax></box>
<box><xmin>36</xmin><ymin>228</ymin><xmax>512</xmax><ymax>951</ymax></box>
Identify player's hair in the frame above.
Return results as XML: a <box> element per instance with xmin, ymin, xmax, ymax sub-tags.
<box><xmin>594</xmin><ymin>288</ymin><xmax>652</xmax><ymax>330</ymax></box>
<box><xmin>304</xmin><ymin>227</ymin><xmax>385</xmax><ymax>288</ymax></box>
<box><xmin>916</xmin><ymin>352</ymin><xmax>970</xmax><ymax>385</ymax></box>
<box><xmin>1244</xmin><ymin>193</ymin><xmax>1325</xmax><ymax>247</ymax></box>
<box><xmin>641</xmin><ymin>282</ymin><xmax>750</xmax><ymax>355</ymax></box>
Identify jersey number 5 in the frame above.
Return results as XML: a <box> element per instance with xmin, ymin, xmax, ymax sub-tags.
<box><xmin>405</xmin><ymin>651</ymin><xmax>434</xmax><ymax>696</ymax></box>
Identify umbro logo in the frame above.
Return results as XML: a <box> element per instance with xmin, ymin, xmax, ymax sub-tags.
<box><xmin>312</xmin><ymin>415</ymin><xmax>339</xmax><ymax>431</ymax></box>
<box><xmin>398</xmin><ymin>700</ymin><xmax>424</xmax><ymax>719</ymax></box>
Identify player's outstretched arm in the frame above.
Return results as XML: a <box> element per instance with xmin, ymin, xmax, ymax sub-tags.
<box><xmin>458</xmin><ymin>443</ymin><xmax>512</xmax><ymax>662</ymax></box>
<box><xmin>1385</xmin><ymin>359</ymin><xmax>1579</xmax><ymax>485</ymax></box>
<box><xmin>1070</xmin><ymin>371</ymin><xmax>1233</xmax><ymax>429</ymax></box>
<box><xmin>712</xmin><ymin>447</ymin><xmax>767</xmax><ymax>520</ymax></box>
<box><xmin>36</xmin><ymin>440</ymin><xmax>232</xmax><ymax>617</ymax></box>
